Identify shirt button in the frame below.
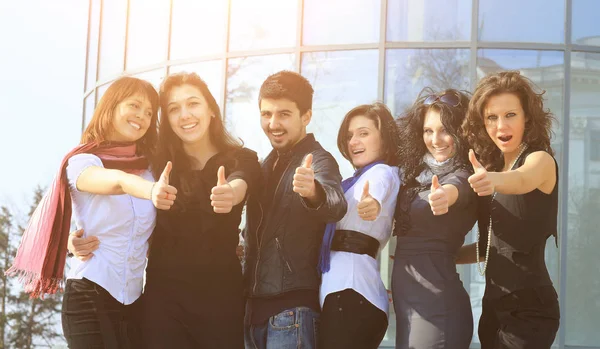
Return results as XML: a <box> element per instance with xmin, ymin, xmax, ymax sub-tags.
<box><xmin>338</xmin><ymin>307</ymin><xmax>343</xmax><ymax>311</ymax></box>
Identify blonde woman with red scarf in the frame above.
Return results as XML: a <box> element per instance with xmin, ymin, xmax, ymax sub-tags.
<box><xmin>6</xmin><ymin>76</ymin><xmax>177</xmax><ymax>348</ymax></box>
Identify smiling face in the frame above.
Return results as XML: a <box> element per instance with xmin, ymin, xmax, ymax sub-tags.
<box><xmin>260</xmin><ymin>98</ymin><xmax>311</xmax><ymax>152</ymax></box>
<box><xmin>483</xmin><ymin>92</ymin><xmax>526</xmax><ymax>155</ymax></box>
<box><xmin>108</xmin><ymin>93</ymin><xmax>153</xmax><ymax>142</ymax></box>
<box><xmin>423</xmin><ymin>108</ymin><xmax>455</xmax><ymax>162</ymax></box>
<box><xmin>346</xmin><ymin>115</ymin><xmax>384</xmax><ymax>168</ymax></box>
<box><xmin>165</xmin><ymin>84</ymin><xmax>214</xmax><ymax>147</ymax></box>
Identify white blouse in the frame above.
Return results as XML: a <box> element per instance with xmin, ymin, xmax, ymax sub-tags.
<box><xmin>319</xmin><ymin>164</ymin><xmax>401</xmax><ymax>316</ymax></box>
<box><xmin>66</xmin><ymin>153</ymin><xmax>156</xmax><ymax>305</ymax></box>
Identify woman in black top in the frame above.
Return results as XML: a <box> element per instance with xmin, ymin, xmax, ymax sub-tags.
<box><xmin>141</xmin><ymin>72</ymin><xmax>261</xmax><ymax>348</ymax></box>
<box><xmin>458</xmin><ymin>71</ymin><xmax>560</xmax><ymax>348</ymax></box>
<box><xmin>393</xmin><ymin>88</ymin><xmax>475</xmax><ymax>349</ymax></box>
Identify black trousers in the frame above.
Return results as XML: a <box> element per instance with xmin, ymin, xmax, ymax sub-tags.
<box><xmin>479</xmin><ymin>286</ymin><xmax>560</xmax><ymax>349</ymax></box>
<box><xmin>320</xmin><ymin>289</ymin><xmax>388</xmax><ymax>349</ymax></box>
<box><xmin>61</xmin><ymin>278</ymin><xmax>141</xmax><ymax>349</ymax></box>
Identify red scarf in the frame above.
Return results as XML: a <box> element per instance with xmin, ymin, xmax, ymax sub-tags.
<box><xmin>5</xmin><ymin>142</ymin><xmax>149</xmax><ymax>298</ymax></box>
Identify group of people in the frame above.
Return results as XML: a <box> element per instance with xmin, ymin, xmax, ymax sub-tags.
<box><xmin>6</xmin><ymin>69</ymin><xmax>560</xmax><ymax>349</ymax></box>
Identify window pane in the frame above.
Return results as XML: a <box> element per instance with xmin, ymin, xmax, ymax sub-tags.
<box><xmin>384</xmin><ymin>49</ymin><xmax>470</xmax><ymax>116</ymax></box>
<box><xmin>473</xmin><ymin>48</ymin><xmax>564</xmax><ymax>345</ymax></box>
<box><xmin>386</xmin><ymin>0</ymin><xmax>471</xmax><ymax>41</ymax></box>
<box><xmin>96</xmin><ymin>83</ymin><xmax>110</xmax><ymax>104</ymax></box>
<box><xmin>303</xmin><ymin>0</ymin><xmax>381</xmax><ymax>45</ymax></box>
<box><xmin>225</xmin><ymin>54</ymin><xmax>295</xmax><ymax>158</ymax></box>
<box><xmin>84</xmin><ymin>91</ymin><xmax>96</xmax><ymax>128</ymax></box>
<box><xmin>85</xmin><ymin>0</ymin><xmax>101</xmax><ymax>90</ymax></box>
<box><xmin>170</xmin><ymin>0</ymin><xmax>227</xmax><ymax>60</ymax></box>
<box><xmin>301</xmin><ymin>50</ymin><xmax>379</xmax><ymax>178</ymax></box>
<box><xmin>97</xmin><ymin>0</ymin><xmax>126</xmax><ymax>80</ymax></box>
<box><xmin>478</xmin><ymin>0</ymin><xmax>564</xmax><ymax>43</ymax></box>
<box><xmin>566</xmin><ymin>51</ymin><xmax>600</xmax><ymax>347</ymax></box>
<box><xmin>229</xmin><ymin>0</ymin><xmax>297</xmax><ymax>51</ymax></box>
<box><xmin>169</xmin><ymin>60</ymin><xmax>224</xmax><ymax>110</ymax></box>
<box><xmin>572</xmin><ymin>0</ymin><xmax>600</xmax><ymax>45</ymax></box>
<box><xmin>132</xmin><ymin>68</ymin><xmax>167</xmax><ymax>90</ymax></box>
<box><xmin>126</xmin><ymin>0</ymin><xmax>170</xmax><ymax>70</ymax></box>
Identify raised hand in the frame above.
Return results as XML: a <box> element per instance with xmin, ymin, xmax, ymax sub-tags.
<box><xmin>357</xmin><ymin>181</ymin><xmax>381</xmax><ymax>221</ymax></box>
<box><xmin>152</xmin><ymin>161</ymin><xmax>178</xmax><ymax>210</ymax></box>
<box><xmin>428</xmin><ymin>175</ymin><xmax>449</xmax><ymax>215</ymax></box>
<box><xmin>293</xmin><ymin>153</ymin><xmax>317</xmax><ymax>199</ymax></box>
<box><xmin>211</xmin><ymin>166</ymin><xmax>235</xmax><ymax>214</ymax></box>
<box><xmin>467</xmin><ymin>149</ymin><xmax>494</xmax><ymax>196</ymax></box>
<box><xmin>67</xmin><ymin>229</ymin><xmax>99</xmax><ymax>262</ymax></box>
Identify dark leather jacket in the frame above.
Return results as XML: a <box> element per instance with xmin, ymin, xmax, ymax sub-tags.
<box><xmin>244</xmin><ymin>134</ymin><xmax>347</xmax><ymax>298</ymax></box>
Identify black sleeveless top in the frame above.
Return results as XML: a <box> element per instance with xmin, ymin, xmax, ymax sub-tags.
<box><xmin>477</xmin><ymin>148</ymin><xmax>558</xmax><ymax>300</ymax></box>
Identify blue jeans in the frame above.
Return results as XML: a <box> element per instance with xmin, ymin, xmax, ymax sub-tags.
<box><xmin>245</xmin><ymin>307</ymin><xmax>320</xmax><ymax>349</ymax></box>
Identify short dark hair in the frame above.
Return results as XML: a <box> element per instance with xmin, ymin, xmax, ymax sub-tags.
<box><xmin>258</xmin><ymin>71</ymin><xmax>314</xmax><ymax>115</ymax></box>
<box><xmin>337</xmin><ymin>103</ymin><xmax>400</xmax><ymax>167</ymax></box>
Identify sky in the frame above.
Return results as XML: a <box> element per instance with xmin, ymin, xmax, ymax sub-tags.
<box><xmin>0</xmin><ymin>0</ymin><xmax>88</xmax><ymax>216</ymax></box>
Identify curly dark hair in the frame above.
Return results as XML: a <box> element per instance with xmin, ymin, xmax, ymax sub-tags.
<box><xmin>337</xmin><ymin>102</ymin><xmax>400</xmax><ymax>167</ymax></box>
<box><xmin>258</xmin><ymin>70</ymin><xmax>314</xmax><ymax>115</ymax></box>
<box><xmin>463</xmin><ymin>71</ymin><xmax>555</xmax><ymax>171</ymax></box>
<box><xmin>397</xmin><ymin>87</ymin><xmax>472</xmax><ymax>187</ymax></box>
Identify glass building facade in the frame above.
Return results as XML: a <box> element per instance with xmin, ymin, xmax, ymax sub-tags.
<box><xmin>82</xmin><ymin>0</ymin><xmax>600</xmax><ymax>347</ymax></box>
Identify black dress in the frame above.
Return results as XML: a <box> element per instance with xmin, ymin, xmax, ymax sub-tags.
<box><xmin>392</xmin><ymin>168</ymin><xmax>476</xmax><ymax>349</ymax></box>
<box><xmin>477</xmin><ymin>149</ymin><xmax>560</xmax><ymax>349</ymax></box>
<box><xmin>140</xmin><ymin>148</ymin><xmax>261</xmax><ymax>349</ymax></box>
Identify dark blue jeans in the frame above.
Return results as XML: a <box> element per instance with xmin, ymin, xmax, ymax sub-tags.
<box><xmin>61</xmin><ymin>278</ymin><xmax>141</xmax><ymax>349</ymax></box>
<box><xmin>244</xmin><ymin>307</ymin><xmax>320</xmax><ymax>349</ymax></box>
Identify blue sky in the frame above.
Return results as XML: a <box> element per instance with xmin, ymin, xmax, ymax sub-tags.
<box><xmin>0</xmin><ymin>1</ymin><xmax>87</xmax><ymax>213</ymax></box>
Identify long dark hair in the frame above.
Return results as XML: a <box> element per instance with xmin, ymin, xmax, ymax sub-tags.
<box><xmin>337</xmin><ymin>102</ymin><xmax>400</xmax><ymax>168</ymax></box>
<box><xmin>463</xmin><ymin>71</ymin><xmax>555</xmax><ymax>171</ymax></box>
<box><xmin>156</xmin><ymin>72</ymin><xmax>242</xmax><ymax>195</ymax></box>
<box><xmin>397</xmin><ymin>87</ymin><xmax>471</xmax><ymax>187</ymax></box>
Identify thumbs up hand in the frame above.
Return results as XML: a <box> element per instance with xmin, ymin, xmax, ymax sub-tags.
<box><xmin>152</xmin><ymin>161</ymin><xmax>178</xmax><ymax>210</ymax></box>
<box><xmin>293</xmin><ymin>153</ymin><xmax>317</xmax><ymax>199</ymax></box>
<box><xmin>428</xmin><ymin>175</ymin><xmax>448</xmax><ymax>215</ymax></box>
<box><xmin>211</xmin><ymin>166</ymin><xmax>235</xmax><ymax>214</ymax></box>
<box><xmin>467</xmin><ymin>149</ymin><xmax>494</xmax><ymax>196</ymax></box>
<box><xmin>357</xmin><ymin>181</ymin><xmax>381</xmax><ymax>221</ymax></box>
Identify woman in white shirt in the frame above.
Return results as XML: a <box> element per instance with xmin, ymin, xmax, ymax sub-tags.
<box><xmin>318</xmin><ymin>102</ymin><xmax>401</xmax><ymax>349</ymax></box>
<box><xmin>8</xmin><ymin>77</ymin><xmax>177</xmax><ymax>349</ymax></box>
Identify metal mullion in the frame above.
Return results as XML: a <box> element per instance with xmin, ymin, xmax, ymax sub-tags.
<box><xmin>82</xmin><ymin>0</ymin><xmax>94</xmax><ymax>133</ymax></box>
<box><xmin>470</xmin><ymin>0</ymin><xmax>479</xmax><ymax>91</ymax></box>
<box><xmin>558</xmin><ymin>1</ymin><xmax>572</xmax><ymax>348</ymax></box>
<box><xmin>295</xmin><ymin>0</ymin><xmax>303</xmax><ymax>73</ymax></box>
<box><xmin>225</xmin><ymin>47</ymin><xmax>297</xmax><ymax>59</ymax></box>
<box><xmin>477</xmin><ymin>41</ymin><xmax>566</xmax><ymax>51</ymax></box>
<box><xmin>165</xmin><ymin>0</ymin><xmax>173</xmax><ymax>75</ymax></box>
<box><xmin>94</xmin><ymin>0</ymin><xmax>104</xmax><ymax>105</ymax></box>
<box><xmin>299</xmin><ymin>43</ymin><xmax>380</xmax><ymax>52</ymax></box>
<box><xmin>385</xmin><ymin>41</ymin><xmax>471</xmax><ymax>49</ymax></box>
<box><xmin>377</xmin><ymin>0</ymin><xmax>387</xmax><ymax>102</ymax></box>
<box><xmin>123</xmin><ymin>0</ymin><xmax>131</xmax><ymax>73</ymax></box>
<box><xmin>221</xmin><ymin>0</ymin><xmax>233</xmax><ymax>120</ymax></box>
<box><xmin>571</xmin><ymin>44</ymin><xmax>600</xmax><ymax>54</ymax></box>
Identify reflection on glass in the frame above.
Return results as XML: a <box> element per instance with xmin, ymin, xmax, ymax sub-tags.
<box><xmin>386</xmin><ymin>0</ymin><xmax>471</xmax><ymax>42</ymax></box>
<box><xmin>475</xmin><ymin>48</ymin><xmax>563</xmax><ymax>344</ymax></box>
<box><xmin>132</xmin><ymin>69</ymin><xmax>167</xmax><ymax>90</ymax></box>
<box><xmin>229</xmin><ymin>0</ymin><xmax>296</xmax><ymax>51</ymax></box>
<box><xmin>85</xmin><ymin>0</ymin><xmax>101</xmax><ymax>90</ymax></box>
<box><xmin>225</xmin><ymin>54</ymin><xmax>295</xmax><ymax>158</ymax></box>
<box><xmin>170</xmin><ymin>0</ymin><xmax>227</xmax><ymax>60</ymax></box>
<box><xmin>301</xmin><ymin>50</ymin><xmax>379</xmax><ymax>178</ymax></box>
<box><xmin>303</xmin><ymin>0</ymin><xmax>381</xmax><ymax>45</ymax></box>
<box><xmin>384</xmin><ymin>49</ymin><xmax>470</xmax><ymax>116</ymax></box>
<box><xmin>97</xmin><ymin>0</ymin><xmax>126</xmax><ymax>80</ymax></box>
<box><xmin>169</xmin><ymin>60</ymin><xmax>224</xmax><ymax>110</ymax></box>
<box><xmin>84</xmin><ymin>91</ymin><xmax>96</xmax><ymax>128</ymax></box>
<box><xmin>478</xmin><ymin>0</ymin><xmax>564</xmax><ymax>43</ymax></box>
<box><xmin>126</xmin><ymin>0</ymin><xmax>170</xmax><ymax>70</ymax></box>
<box><xmin>572</xmin><ymin>0</ymin><xmax>600</xmax><ymax>45</ymax></box>
<box><xmin>566</xmin><ymin>51</ymin><xmax>600</xmax><ymax>347</ymax></box>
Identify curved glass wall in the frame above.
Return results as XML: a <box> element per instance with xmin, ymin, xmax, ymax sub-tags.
<box><xmin>82</xmin><ymin>0</ymin><xmax>600</xmax><ymax>347</ymax></box>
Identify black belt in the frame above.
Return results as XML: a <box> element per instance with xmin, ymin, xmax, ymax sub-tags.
<box><xmin>331</xmin><ymin>230</ymin><xmax>380</xmax><ymax>259</ymax></box>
